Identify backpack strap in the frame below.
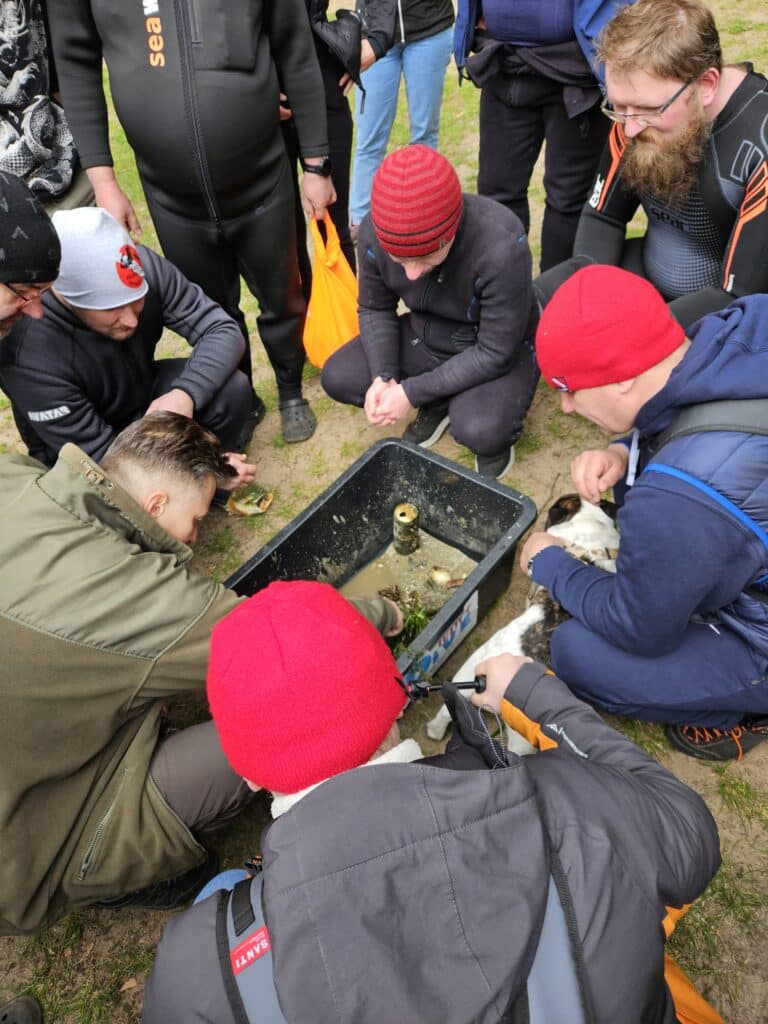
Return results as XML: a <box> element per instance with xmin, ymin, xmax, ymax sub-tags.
<box><xmin>215</xmin><ymin>875</ymin><xmax>288</xmax><ymax>1024</ymax></box>
<box><xmin>655</xmin><ymin>399</ymin><xmax>768</xmax><ymax>450</ymax></box>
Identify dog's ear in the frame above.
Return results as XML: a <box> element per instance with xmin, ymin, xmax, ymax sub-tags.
<box><xmin>545</xmin><ymin>493</ymin><xmax>581</xmax><ymax>529</ymax></box>
<box><xmin>598</xmin><ymin>498</ymin><xmax>619</xmax><ymax>524</ymax></box>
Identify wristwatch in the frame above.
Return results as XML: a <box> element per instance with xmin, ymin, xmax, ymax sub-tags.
<box><xmin>300</xmin><ymin>155</ymin><xmax>332</xmax><ymax>177</ymax></box>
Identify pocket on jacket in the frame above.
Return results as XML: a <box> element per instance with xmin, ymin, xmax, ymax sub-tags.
<box><xmin>450</xmin><ymin>324</ymin><xmax>479</xmax><ymax>351</ymax></box>
<box><xmin>189</xmin><ymin>0</ymin><xmax>257</xmax><ymax>71</ymax></box>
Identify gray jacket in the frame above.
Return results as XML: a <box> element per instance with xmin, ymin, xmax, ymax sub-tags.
<box><xmin>143</xmin><ymin>665</ymin><xmax>719</xmax><ymax>1023</ymax></box>
<box><xmin>0</xmin><ymin>245</ymin><xmax>244</xmax><ymax>466</ymax></box>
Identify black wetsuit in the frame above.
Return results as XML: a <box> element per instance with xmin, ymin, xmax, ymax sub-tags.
<box><xmin>574</xmin><ymin>68</ymin><xmax>768</xmax><ymax>325</ymax></box>
<box><xmin>48</xmin><ymin>1</ymin><xmax>329</xmax><ymax>398</ymax></box>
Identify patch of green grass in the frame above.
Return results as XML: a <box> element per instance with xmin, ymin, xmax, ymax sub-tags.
<box><xmin>207</xmin><ymin>526</ymin><xmax>237</xmax><ymax>556</ymax></box>
<box><xmin>712</xmin><ymin>763</ymin><xmax>768</xmax><ymax>828</ymax></box>
<box><xmin>668</xmin><ymin>851</ymin><xmax>765</xmax><ymax>995</ymax></box>
<box><xmin>515</xmin><ymin>431</ymin><xmax>544</xmax><ymax>456</ymax></box>
<box><xmin>724</xmin><ymin>18</ymin><xmax>749</xmax><ymax>33</ymax></box>
<box><xmin>340</xmin><ymin>438</ymin><xmax>366</xmax><ymax>460</ymax></box>
<box><xmin>612</xmin><ymin>716</ymin><xmax>668</xmax><ymax>760</ymax></box>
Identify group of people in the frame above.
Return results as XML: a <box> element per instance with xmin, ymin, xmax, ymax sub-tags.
<box><xmin>1</xmin><ymin>0</ymin><xmax>768</xmax><ymax>1021</ymax></box>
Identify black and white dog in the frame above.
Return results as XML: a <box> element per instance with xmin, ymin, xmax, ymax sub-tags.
<box><xmin>425</xmin><ymin>495</ymin><xmax>620</xmax><ymax>751</ymax></box>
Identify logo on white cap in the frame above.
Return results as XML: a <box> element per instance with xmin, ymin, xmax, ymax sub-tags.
<box><xmin>116</xmin><ymin>244</ymin><xmax>145</xmax><ymax>289</ymax></box>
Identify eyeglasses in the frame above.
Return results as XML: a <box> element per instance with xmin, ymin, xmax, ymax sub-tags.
<box><xmin>5</xmin><ymin>282</ymin><xmax>50</xmax><ymax>305</ymax></box>
<box><xmin>600</xmin><ymin>78</ymin><xmax>694</xmax><ymax>128</ymax></box>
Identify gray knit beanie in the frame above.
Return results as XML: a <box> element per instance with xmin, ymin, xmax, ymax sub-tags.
<box><xmin>52</xmin><ymin>207</ymin><xmax>149</xmax><ymax>309</ymax></box>
<box><xmin>0</xmin><ymin>171</ymin><xmax>61</xmax><ymax>284</ymax></box>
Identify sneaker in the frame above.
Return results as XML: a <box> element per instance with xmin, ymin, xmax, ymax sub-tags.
<box><xmin>403</xmin><ymin>403</ymin><xmax>450</xmax><ymax>448</ymax></box>
<box><xmin>280</xmin><ymin>397</ymin><xmax>317</xmax><ymax>443</ymax></box>
<box><xmin>474</xmin><ymin>447</ymin><xmax>515</xmax><ymax>480</ymax></box>
<box><xmin>665</xmin><ymin>717</ymin><xmax>768</xmax><ymax>761</ymax></box>
<box><xmin>96</xmin><ymin>851</ymin><xmax>220</xmax><ymax>911</ymax></box>
<box><xmin>235</xmin><ymin>391</ymin><xmax>267</xmax><ymax>450</ymax></box>
<box><xmin>0</xmin><ymin>996</ymin><xmax>42</xmax><ymax>1024</ymax></box>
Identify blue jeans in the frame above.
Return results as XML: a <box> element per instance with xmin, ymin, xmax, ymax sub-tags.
<box><xmin>349</xmin><ymin>26</ymin><xmax>453</xmax><ymax>224</ymax></box>
<box><xmin>551</xmin><ymin>617</ymin><xmax>768</xmax><ymax>729</ymax></box>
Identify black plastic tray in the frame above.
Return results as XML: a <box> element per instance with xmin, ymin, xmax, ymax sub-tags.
<box><xmin>226</xmin><ymin>439</ymin><xmax>537</xmax><ymax>680</ymax></box>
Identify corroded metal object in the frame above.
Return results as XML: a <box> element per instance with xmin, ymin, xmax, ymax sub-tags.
<box><xmin>393</xmin><ymin>501</ymin><xmax>420</xmax><ymax>555</ymax></box>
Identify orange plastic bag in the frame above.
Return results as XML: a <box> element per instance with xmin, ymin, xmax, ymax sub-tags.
<box><xmin>665</xmin><ymin>954</ymin><xmax>724</xmax><ymax>1024</ymax></box>
<box><xmin>303</xmin><ymin>213</ymin><xmax>359</xmax><ymax>368</ymax></box>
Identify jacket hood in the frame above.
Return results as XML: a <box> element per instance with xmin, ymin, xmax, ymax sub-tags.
<box><xmin>638</xmin><ymin>296</ymin><xmax>768</xmax><ymax>437</ymax></box>
<box><xmin>262</xmin><ymin>760</ymin><xmax>549</xmax><ymax>1023</ymax></box>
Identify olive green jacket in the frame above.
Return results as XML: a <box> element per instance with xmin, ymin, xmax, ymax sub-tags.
<box><xmin>0</xmin><ymin>445</ymin><xmax>242</xmax><ymax>934</ymax></box>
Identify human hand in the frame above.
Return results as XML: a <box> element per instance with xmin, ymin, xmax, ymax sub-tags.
<box><xmin>89</xmin><ymin>167</ymin><xmax>142</xmax><ymax>237</ymax></box>
<box><xmin>339</xmin><ymin>39</ymin><xmax>376</xmax><ymax>94</ymax></box>
<box><xmin>571</xmin><ymin>444</ymin><xmax>628</xmax><ymax>505</ymax></box>
<box><xmin>279</xmin><ymin>92</ymin><xmax>292</xmax><ymax>121</ymax></box>
<box><xmin>301</xmin><ymin>170</ymin><xmax>337</xmax><ymax>219</ymax></box>
<box><xmin>375</xmin><ymin>383</ymin><xmax>412</xmax><ymax>426</ymax></box>
<box><xmin>219</xmin><ymin>453</ymin><xmax>257</xmax><ymax>491</ymax></box>
<box><xmin>470</xmin><ymin>654</ymin><xmax>533</xmax><ymax>714</ymax></box>
<box><xmin>364</xmin><ymin>376</ymin><xmax>395</xmax><ymax>423</ymax></box>
<box><xmin>519</xmin><ymin>531</ymin><xmax>566</xmax><ymax>574</ymax></box>
<box><xmin>146</xmin><ymin>388</ymin><xmax>195</xmax><ymax>419</ymax></box>
<box><xmin>360</xmin><ymin>38</ymin><xmax>376</xmax><ymax>72</ymax></box>
<box><xmin>383</xmin><ymin>597</ymin><xmax>404</xmax><ymax>637</ymax></box>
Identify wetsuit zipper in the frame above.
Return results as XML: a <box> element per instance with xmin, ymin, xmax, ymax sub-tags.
<box><xmin>77</xmin><ymin>768</ymin><xmax>128</xmax><ymax>881</ymax></box>
<box><xmin>173</xmin><ymin>0</ymin><xmax>221</xmax><ymax>226</ymax></box>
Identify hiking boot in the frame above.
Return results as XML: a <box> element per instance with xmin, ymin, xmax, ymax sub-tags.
<box><xmin>280</xmin><ymin>398</ymin><xmax>317</xmax><ymax>443</ymax></box>
<box><xmin>96</xmin><ymin>851</ymin><xmax>220</xmax><ymax>911</ymax></box>
<box><xmin>403</xmin><ymin>403</ymin><xmax>449</xmax><ymax>448</ymax></box>
<box><xmin>0</xmin><ymin>996</ymin><xmax>42</xmax><ymax>1024</ymax></box>
<box><xmin>665</xmin><ymin>716</ymin><xmax>768</xmax><ymax>761</ymax></box>
<box><xmin>235</xmin><ymin>391</ymin><xmax>267</xmax><ymax>450</ymax></box>
<box><xmin>474</xmin><ymin>447</ymin><xmax>515</xmax><ymax>480</ymax></box>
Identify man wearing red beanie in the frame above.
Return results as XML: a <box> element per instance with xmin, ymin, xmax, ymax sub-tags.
<box><xmin>321</xmin><ymin>144</ymin><xmax>538</xmax><ymax>479</ymax></box>
<box><xmin>143</xmin><ymin>584</ymin><xmax>721</xmax><ymax>1024</ymax></box>
<box><xmin>524</xmin><ymin>265</ymin><xmax>768</xmax><ymax>760</ymax></box>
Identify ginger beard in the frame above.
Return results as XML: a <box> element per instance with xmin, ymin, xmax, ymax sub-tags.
<box><xmin>621</xmin><ymin>109</ymin><xmax>712</xmax><ymax>208</ymax></box>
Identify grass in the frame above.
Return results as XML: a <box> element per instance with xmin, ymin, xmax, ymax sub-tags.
<box><xmin>2</xmin><ymin>1</ymin><xmax>767</xmax><ymax>1020</ymax></box>
<box><xmin>712</xmin><ymin>764</ymin><xmax>768</xmax><ymax>829</ymax></box>
<box><xmin>667</xmin><ymin>850</ymin><xmax>766</xmax><ymax>999</ymax></box>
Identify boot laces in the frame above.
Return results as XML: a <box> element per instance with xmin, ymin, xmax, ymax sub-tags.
<box><xmin>681</xmin><ymin>724</ymin><xmax>745</xmax><ymax>760</ymax></box>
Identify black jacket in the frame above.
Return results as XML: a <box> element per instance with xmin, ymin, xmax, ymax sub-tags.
<box><xmin>357</xmin><ymin>193</ymin><xmax>535</xmax><ymax>407</ymax></box>
<box><xmin>47</xmin><ymin>1</ymin><xmax>329</xmax><ymax>217</ymax></box>
<box><xmin>0</xmin><ymin>246</ymin><xmax>244</xmax><ymax>465</ymax></box>
<box><xmin>142</xmin><ymin>665</ymin><xmax>720</xmax><ymax>1023</ymax></box>
<box><xmin>358</xmin><ymin>0</ymin><xmax>454</xmax><ymax>54</ymax></box>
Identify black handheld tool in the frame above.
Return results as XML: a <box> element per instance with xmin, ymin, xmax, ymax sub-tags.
<box><xmin>399</xmin><ymin>674</ymin><xmax>487</xmax><ymax>702</ymax></box>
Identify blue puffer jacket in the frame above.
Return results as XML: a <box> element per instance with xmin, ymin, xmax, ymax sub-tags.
<box><xmin>532</xmin><ymin>296</ymin><xmax>768</xmax><ymax>657</ymax></box>
<box><xmin>454</xmin><ymin>0</ymin><xmax>626</xmax><ymax>81</ymax></box>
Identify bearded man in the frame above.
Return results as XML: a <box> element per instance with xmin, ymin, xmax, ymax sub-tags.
<box><xmin>533</xmin><ymin>0</ymin><xmax>768</xmax><ymax>328</ymax></box>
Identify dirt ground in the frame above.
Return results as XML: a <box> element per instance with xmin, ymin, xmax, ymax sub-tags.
<box><xmin>2</xmin><ymin>360</ymin><xmax>767</xmax><ymax>1021</ymax></box>
<box><xmin>2</xmin><ymin>0</ymin><xmax>768</xmax><ymax>1016</ymax></box>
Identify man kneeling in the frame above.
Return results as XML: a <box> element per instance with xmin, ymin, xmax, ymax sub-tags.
<box><xmin>143</xmin><ymin>581</ymin><xmax>721</xmax><ymax>1024</ymax></box>
<box><xmin>321</xmin><ymin>145</ymin><xmax>538</xmax><ymax>479</ymax></box>
<box><xmin>0</xmin><ymin>414</ymin><xmax>253</xmax><ymax>934</ymax></box>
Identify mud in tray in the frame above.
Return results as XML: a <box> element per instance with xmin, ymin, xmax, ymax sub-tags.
<box><xmin>226</xmin><ymin>439</ymin><xmax>537</xmax><ymax>681</ymax></box>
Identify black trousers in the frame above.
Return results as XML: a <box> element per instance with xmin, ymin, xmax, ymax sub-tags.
<box><xmin>143</xmin><ymin>160</ymin><xmax>307</xmax><ymax>402</ymax></box>
<box><xmin>321</xmin><ymin>315</ymin><xmax>539</xmax><ymax>457</ymax></box>
<box><xmin>478</xmin><ymin>73</ymin><xmax>609</xmax><ymax>272</ymax></box>
<box><xmin>153</xmin><ymin>358</ymin><xmax>252</xmax><ymax>452</ymax></box>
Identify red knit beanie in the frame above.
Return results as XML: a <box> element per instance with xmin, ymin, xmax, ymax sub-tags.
<box><xmin>207</xmin><ymin>581</ymin><xmax>406</xmax><ymax>793</ymax></box>
<box><xmin>371</xmin><ymin>144</ymin><xmax>463</xmax><ymax>257</ymax></box>
<box><xmin>536</xmin><ymin>266</ymin><xmax>686</xmax><ymax>392</ymax></box>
